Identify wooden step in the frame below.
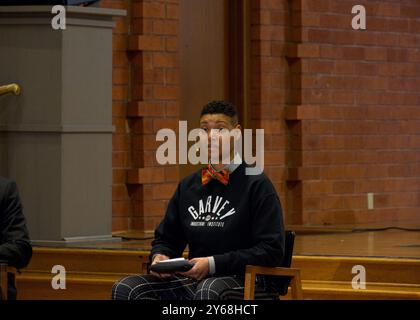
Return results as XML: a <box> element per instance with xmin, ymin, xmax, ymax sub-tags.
<box><xmin>24</xmin><ymin>248</ymin><xmax>150</xmax><ymax>274</ymax></box>
<box><xmin>17</xmin><ymin>274</ymin><xmax>117</xmax><ymax>300</ymax></box>
<box><xmin>15</xmin><ymin>248</ymin><xmax>420</xmax><ymax>300</ymax></box>
<box><xmin>302</xmin><ymin>280</ymin><xmax>420</xmax><ymax>300</ymax></box>
<box><xmin>292</xmin><ymin>256</ymin><xmax>420</xmax><ymax>284</ymax></box>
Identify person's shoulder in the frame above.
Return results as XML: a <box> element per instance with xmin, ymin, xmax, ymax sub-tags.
<box><xmin>0</xmin><ymin>176</ymin><xmax>14</xmax><ymax>189</ymax></box>
<box><xmin>0</xmin><ymin>176</ymin><xmax>16</xmax><ymax>200</ymax></box>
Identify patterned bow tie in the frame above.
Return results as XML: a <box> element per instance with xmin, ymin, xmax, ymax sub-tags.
<box><xmin>201</xmin><ymin>164</ymin><xmax>230</xmax><ymax>186</ymax></box>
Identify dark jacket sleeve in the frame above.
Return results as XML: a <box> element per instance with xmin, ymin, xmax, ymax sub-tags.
<box><xmin>149</xmin><ymin>184</ymin><xmax>187</xmax><ymax>262</ymax></box>
<box><xmin>213</xmin><ymin>192</ymin><xmax>285</xmax><ymax>276</ymax></box>
<box><xmin>0</xmin><ymin>180</ymin><xmax>32</xmax><ymax>269</ymax></box>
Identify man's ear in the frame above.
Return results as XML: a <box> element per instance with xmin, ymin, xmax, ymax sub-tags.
<box><xmin>232</xmin><ymin>124</ymin><xmax>242</xmax><ymax>142</ymax></box>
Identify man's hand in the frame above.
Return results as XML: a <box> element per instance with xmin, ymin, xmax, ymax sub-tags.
<box><xmin>179</xmin><ymin>257</ymin><xmax>209</xmax><ymax>281</ymax></box>
<box><xmin>150</xmin><ymin>253</ymin><xmax>172</xmax><ymax>279</ymax></box>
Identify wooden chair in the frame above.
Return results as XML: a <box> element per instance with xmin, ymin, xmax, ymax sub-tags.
<box><xmin>0</xmin><ymin>261</ymin><xmax>17</xmax><ymax>300</ymax></box>
<box><xmin>244</xmin><ymin>231</ymin><xmax>303</xmax><ymax>300</ymax></box>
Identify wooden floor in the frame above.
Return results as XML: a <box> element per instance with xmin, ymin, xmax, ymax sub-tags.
<box><xmin>295</xmin><ymin>228</ymin><xmax>420</xmax><ymax>259</ymax></box>
<box><xmin>15</xmin><ymin>227</ymin><xmax>420</xmax><ymax>300</ymax></box>
<box><xmin>37</xmin><ymin>228</ymin><xmax>420</xmax><ymax>260</ymax></box>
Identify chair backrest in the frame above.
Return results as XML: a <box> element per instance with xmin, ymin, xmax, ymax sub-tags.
<box><xmin>281</xmin><ymin>230</ymin><xmax>296</xmax><ymax>268</ymax></box>
<box><xmin>0</xmin><ymin>262</ymin><xmax>17</xmax><ymax>300</ymax></box>
<box><xmin>266</xmin><ymin>230</ymin><xmax>296</xmax><ymax>296</ymax></box>
<box><xmin>0</xmin><ymin>263</ymin><xmax>9</xmax><ymax>300</ymax></box>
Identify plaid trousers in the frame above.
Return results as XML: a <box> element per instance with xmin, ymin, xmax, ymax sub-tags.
<box><xmin>111</xmin><ymin>274</ymin><xmax>278</xmax><ymax>300</ymax></box>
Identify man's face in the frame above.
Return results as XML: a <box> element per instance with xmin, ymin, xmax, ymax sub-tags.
<box><xmin>199</xmin><ymin>113</ymin><xmax>241</xmax><ymax>163</ymax></box>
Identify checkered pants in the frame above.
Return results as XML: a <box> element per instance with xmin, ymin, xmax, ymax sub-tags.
<box><xmin>111</xmin><ymin>274</ymin><xmax>278</xmax><ymax>300</ymax></box>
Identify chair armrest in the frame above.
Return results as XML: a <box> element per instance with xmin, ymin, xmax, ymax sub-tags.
<box><xmin>0</xmin><ymin>262</ymin><xmax>17</xmax><ymax>274</ymax></box>
<box><xmin>0</xmin><ymin>262</ymin><xmax>17</xmax><ymax>300</ymax></box>
<box><xmin>245</xmin><ymin>265</ymin><xmax>301</xmax><ymax>277</ymax></box>
<box><xmin>244</xmin><ymin>265</ymin><xmax>303</xmax><ymax>300</ymax></box>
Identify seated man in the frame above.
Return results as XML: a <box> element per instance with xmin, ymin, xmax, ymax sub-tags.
<box><xmin>0</xmin><ymin>177</ymin><xmax>32</xmax><ymax>299</ymax></box>
<box><xmin>112</xmin><ymin>100</ymin><xmax>285</xmax><ymax>300</ymax></box>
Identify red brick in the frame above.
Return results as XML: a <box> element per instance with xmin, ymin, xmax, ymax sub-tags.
<box><xmin>307</xmin><ymin>29</ymin><xmax>333</xmax><ymax>43</ymax></box>
<box><xmin>285</xmin><ymin>105</ymin><xmax>320</xmax><ymax>120</ymax></box>
<box><xmin>113</xmin><ymin>68</ymin><xmax>129</xmax><ymax>85</ymax></box>
<box><xmin>112</xmin><ymin>85</ymin><xmax>128</xmax><ymax>101</ymax></box>
<box><xmin>166</xmin><ymin>4</ymin><xmax>179</xmax><ymax>19</ymax></box>
<box><xmin>153</xmin><ymin>20</ymin><xmax>179</xmax><ymax>35</ymax></box>
<box><xmin>113</xmin><ymin>169</ymin><xmax>127</xmax><ymax>184</ymax></box>
<box><xmin>377</xmin><ymin>2</ymin><xmax>401</xmax><ymax>17</ymax></box>
<box><xmin>113</xmin><ymin>118</ymin><xmax>128</xmax><ymax>133</ymax></box>
<box><xmin>251</xmin><ymin>9</ymin><xmax>271</xmax><ymax>25</ymax></box>
<box><xmin>129</xmin><ymin>35</ymin><xmax>165</xmax><ymax>51</ymax></box>
<box><xmin>164</xmin><ymin>166</ymin><xmax>179</xmax><ymax>182</ymax></box>
<box><xmin>112</xmin><ymin>217</ymin><xmax>129</xmax><ymax>232</ymax></box>
<box><xmin>143</xmin><ymin>200</ymin><xmax>167</xmax><ymax>216</ymax></box>
<box><xmin>293</xmin><ymin>44</ymin><xmax>320</xmax><ymax>58</ymax></box>
<box><xmin>112</xmin><ymin>134</ymin><xmax>130</xmax><ymax>151</ymax></box>
<box><xmin>319</xmin><ymin>14</ymin><xmax>349</xmax><ymax>29</ymax></box>
<box><xmin>143</xmin><ymin>150</ymin><xmax>157</xmax><ymax>167</ymax></box>
<box><xmin>165</xmin><ymin>102</ymin><xmax>179</xmax><ymax>117</ymax></box>
<box><xmin>114</xmin><ymin>18</ymin><xmax>129</xmax><ymax>34</ymax></box>
<box><xmin>341</xmin><ymin>47</ymin><xmax>364</xmax><ymax>60</ymax></box>
<box><xmin>141</xmin><ymin>134</ymin><xmax>160</xmax><ymax>150</ymax></box>
<box><xmin>253</xmin><ymin>25</ymin><xmax>286</xmax><ymax>41</ymax></box>
<box><xmin>100</xmin><ymin>0</ymin><xmax>126</xmax><ymax>9</ymax></box>
<box><xmin>127</xmin><ymin>167</ymin><xmax>165</xmax><ymax>184</ymax></box>
<box><xmin>112</xmin><ymin>51</ymin><xmax>129</xmax><ymax>68</ymax></box>
<box><xmin>259</xmin><ymin>0</ymin><xmax>286</xmax><ymax>10</ymax></box>
<box><xmin>164</xmin><ymin>69</ymin><xmax>179</xmax><ymax>84</ymax></box>
<box><xmin>364</xmin><ymin>47</ymin><xmax>387</xmax><ymax>61</ymax></box>
<box><xmin>302</xmin><ymin>60</ymin><xmax>335</xmax><ymax>74</ymax></box>
<box><xmin>113</xmin><ymin>102</ymin><xmax>127</xmax><ymax>118</ymax></box>
<box><xmin>153</xmin><ymin>85</ymin><xmax>179</xmax><ymax>100</ymax></box>
<box><xmin>153</xmin><ymin>53</ymin><xmax>177</xmax><ymax>68</ymax></box>
<box><xmin>255</xmin><ymin>41</ymin><xmax>273</xmax><ymax>56</ymax></box>
<box><xmin>140</xmin><ymin>68</ymin><xmax>165</xmax><ymax>84</ymax></box>
<box><xmin>320</xmin><ymin>45</ymin><xmax>340</xmax><ymax>59</ymax></box>
<box><xmin>165</xmin><ymin>37</ymin><xmax>178</xmax><ymax>52</ymax></box>
<box><xmin>131</xmin><ymin>18</ymin><xmax>153</xmax><ymax>34</ymax></box>
<box><xmin>300</xmin><ymin>12</ymin><xmax>321</xmax><ymax>26</ymax></box>
<box><xmin>377</xmin><ymin>33</ymin><xmax>400</xmax><ymax>47</ymax></box>
<box><xmin>128</xmin><ymin>101</ymin><xmax>165</xmax><ymax>117</ymax></box>
<box><xmin>134</xmin><ymin>2</ymin><xmax>165</xmax><ymax>18</ymax></box>
<box><xmin>401</xmin><ymin>5</ymin><xmax>420</xmax><ymax>19</ymax></box>
<box><xmin>112</xmin><ymin>152</ymin><xmax>129</xmax><ymax>168</ymax></box>
<box><xmin>152</xmin><ymin>183</ymin><xmax>177</xmax><ymax>199</ymax></box>
<box><xmin>112</xmin><ymin>184</ymin><xmax>130</xmax><ymax>201</ymax></box>
<box><xmin>112</xmin><ymin>201</ymin><xmax>132</xmax><ymax>217</ymax></box>
<box><xmin>153</xmin><ymin>118</ymin><xmax>179</xmax><ymax>132</ymax></box>
<box><xmin>303</xmin><ymin>197</ymin><xmax>321</xmax><ymax>210</ymax></box>
<box><xmin>333</xmin><ymin>181</ymin><xmax>355</xmax><ymax>194</ymax></box>
<box><xmin>265</xmin><ymin>166</ymin><xmax>286</xmax><ymax>182</ymax></box>
<box><xmin>301</xmin><ymin>0</ymin><xmax>330</xmax><ymax>12</ymax></box>
<box><xmin>112</xmin><ymin>34</ymin><xmax>127</xmax><ymax>51</ymax></box>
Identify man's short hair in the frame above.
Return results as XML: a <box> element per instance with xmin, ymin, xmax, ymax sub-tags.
<box><xmin>200</xmin><ymin>100</ymin><xmax>239</xmax><ymax>125</ymax></box>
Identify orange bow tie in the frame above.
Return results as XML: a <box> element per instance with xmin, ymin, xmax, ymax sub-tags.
<box><xmin>201</xmin><ymin>164</ymin><xmax>230</xmax><ymax>186</ymax></box>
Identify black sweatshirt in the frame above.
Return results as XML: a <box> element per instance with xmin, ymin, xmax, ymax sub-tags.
<box><xmin>0</xmin><ymin>177</ymin><xmax>32</xmax><ymax>269</ymax></box>
<box><xmin>150</xmin><ymin>163</ymin><xmax>285</xmax><ymax>276</ymax></box>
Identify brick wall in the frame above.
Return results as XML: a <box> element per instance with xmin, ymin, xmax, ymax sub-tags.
<box><xmin>102</xmin><ymin>0</ymin><xmax>180</xmax><ymax>232</ymax></box>
<box><xmin>99</xmin><ymin>0</ymin><xmax>132</xmax><ymax>232</ymax></box>
<box><xmin>104</xmin><ymin>0</ymin><xmax>420</xmax><ymax>232</ymax></box>
<box><xmin>249</xmin><ymin>0</ymin><xmax>291</xmax><ymax>222</ymax></box>
<box><xmin>285</xmin><ymin>0</ymin><xmax>420</xmax><ymax>225</ymax></box>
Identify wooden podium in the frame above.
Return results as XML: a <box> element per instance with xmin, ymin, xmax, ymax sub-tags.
<box><xmin>0</xmin><ymin>6</ymin><xmax>125</xmax><ymax>244</ymax></box>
